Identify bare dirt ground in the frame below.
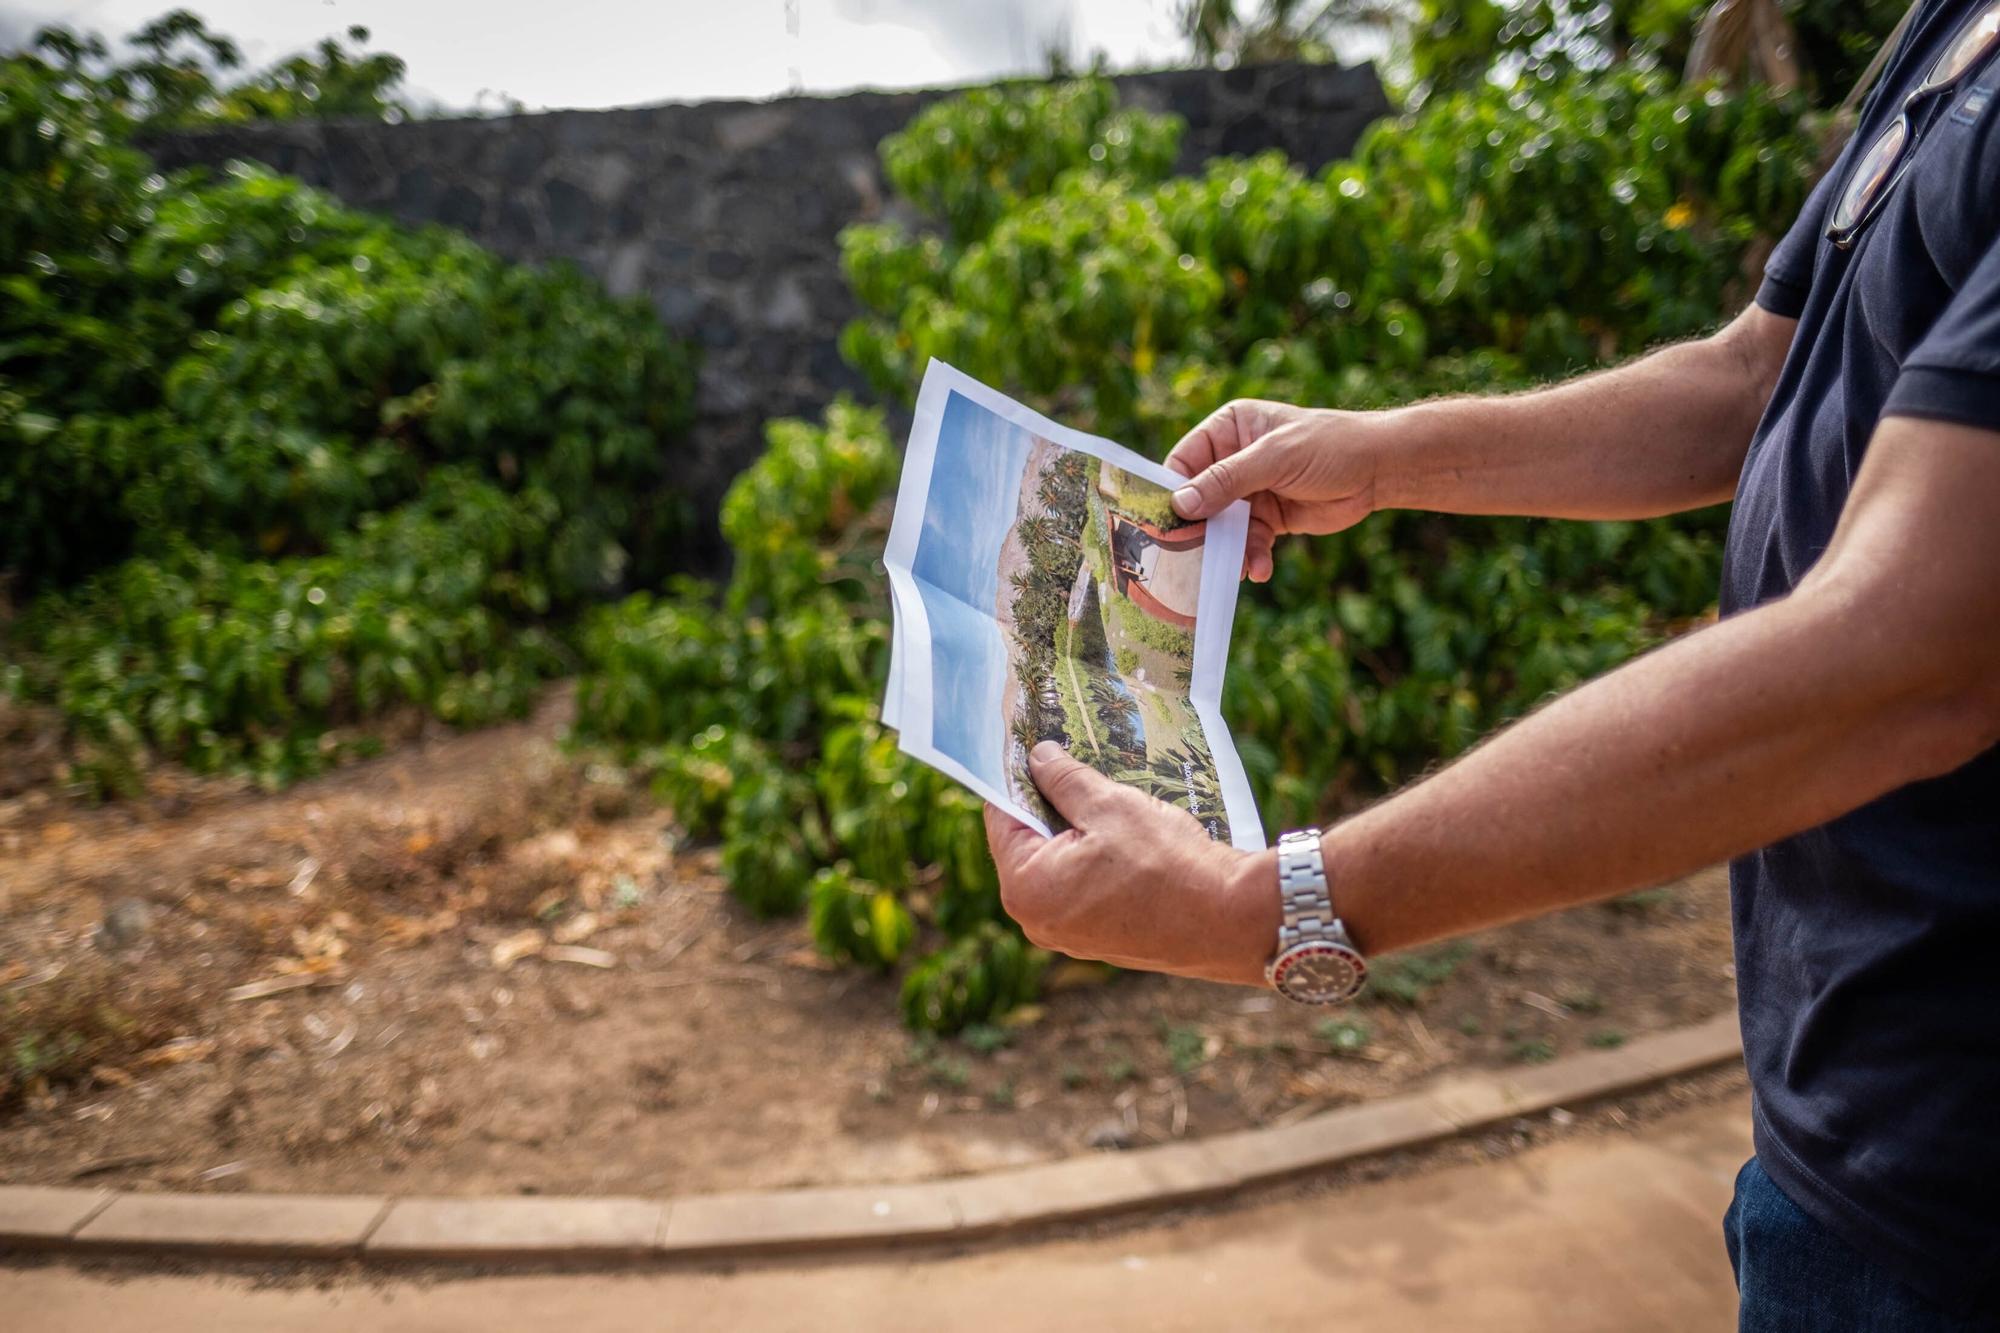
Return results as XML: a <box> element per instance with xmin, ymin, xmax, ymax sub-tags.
<box><xmin>0</xmin><ymin>687</ymin><xmax>1736</xmax><ymax>1199</ymax></box>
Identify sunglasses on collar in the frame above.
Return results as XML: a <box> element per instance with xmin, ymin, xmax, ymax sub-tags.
<box><xmin>1827</xmin><ymin>0</ymin><xmax>2000</xmax><ymax>249</ymax></box>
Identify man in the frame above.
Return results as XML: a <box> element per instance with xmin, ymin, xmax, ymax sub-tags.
<box><xmin>984</xmin><ymin>2</ymin><xmax>2000</xmax><ymax>1326</ymax></box>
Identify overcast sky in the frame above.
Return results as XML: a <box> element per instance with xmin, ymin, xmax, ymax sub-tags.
<box><xmin>2</xmin><ymin>0</ymin><xmax>1198</xmax><ymax>112</ymax></box>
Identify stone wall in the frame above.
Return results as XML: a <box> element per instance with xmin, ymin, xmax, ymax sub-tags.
<box><xmin>146</xmin><ymin>62</ymin><xmax>1390</xmax><ymax>554</ymax></box>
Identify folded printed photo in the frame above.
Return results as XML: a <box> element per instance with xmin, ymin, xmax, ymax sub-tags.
<box><xmin>882</xmin><ymin>359</ymin><xmax>1264</xmax><ymax>850</ymax></box>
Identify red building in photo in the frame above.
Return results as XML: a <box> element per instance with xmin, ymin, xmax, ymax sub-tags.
<box><xmin>1106</xmin><ymin>511</ymin><xmax>1205</xmax><ymax>628</ymax></box>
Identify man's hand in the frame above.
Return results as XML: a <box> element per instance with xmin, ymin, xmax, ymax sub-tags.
<box><xmin>1162</xmin><ymin>304</ymin><xmax>1797</xmax><ymax>583</ymax></box>
<box><xmin>1165</xmin><ymin>399</ymin><xmax>1384</xmax><ymax>583</ymax></box>
<box><xmin>985</xmin><ymin>742</ymin><xmax>1279</xmax><ymax>987</ymax></box>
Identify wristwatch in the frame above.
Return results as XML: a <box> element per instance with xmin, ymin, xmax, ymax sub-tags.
<box><xmin>1264</xmin><ymin>828</ymin><xmax>1369</xmax><ymax>1004</ymax></box>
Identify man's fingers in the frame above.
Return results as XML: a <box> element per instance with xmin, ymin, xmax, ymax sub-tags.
<box><xmin>1165</xmin><ymin>403</ymin><xmax>1237</xmax><ymax>481</ymax></box>
<box><xmin>1244</xmin><ymin>514</ymin><xmax>1277</xmax><ymax>583</ymax></box>
<box><xmin>983</xmin><ymin>801</ymin><xmax>1044</xmax><ymax>872</ymax></box>
<box><xmin>1028</xmin><ymin>741</ymin><xmax>1124</xmax><ymax>827</ymax></box>
<box><xmin>1173</xmin><ymin>434</ymin><xmax>1290</xmax><ymax>520</ymax></box>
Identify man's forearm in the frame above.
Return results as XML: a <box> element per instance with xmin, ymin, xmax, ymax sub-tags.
<box><xmin>1225</xmin><ymin>422</ymin><xmax>2000</xmax><ymax>961</ymax></box>
<box><xmin>1374</xmin><ymin>305</ymin><xmax>1791</xmax><ymax>521</ymax></box>
<box><xmin>1303</xmin><ymin>592</ymin><xmax>1970</xmax><ymax>958</ymax></box>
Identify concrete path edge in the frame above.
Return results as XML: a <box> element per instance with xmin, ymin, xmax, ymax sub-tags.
<box><xmin>0</xmin><ymin>1012</ymin><xmax>1742</xmax><ymax>1265</ymax></box>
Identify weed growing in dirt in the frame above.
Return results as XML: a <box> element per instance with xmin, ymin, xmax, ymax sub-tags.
<box><xmin>1560</xmin><ymin>988</ymin><xmax>1606</xmax><ymax>1014</ymax></box>
<box><xmin>1162</xmin><ymin>1022</ymin><xmax>1209</xmax><ymax>1075</ymax></box>
<box><xmin>1510</xmin><ymin>1038</ymin><xmax>1557</xmax><ymax>1064</ymax></box>
<box><xmin>925</xmin><ymin>1055</ymin><xmax>972</xmax><ymax>1090</ymax></box>
<box><xmin>1314</xmin><ymin>1017</ymin><xmax>1373</xmax><ymax>1055</ymax></box>
<box><xmin>960</xmin><ymin>1022</ymin><xmax>1012</xmax><ymax>1055</ymax></box>
<box><xmin>0</xmin><ymin>960</ymin><xmax>194</xmax><ymax>1106</ymax></box>
<box><xmin>1371</xmin><ymin>942</ymin><xmax>1473</xmax><ymax>1008</ymax></box>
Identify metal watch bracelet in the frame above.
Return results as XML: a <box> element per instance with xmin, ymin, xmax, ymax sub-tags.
<box><xmin>1265</xmin><ymin>828</ymin><xmax>1368</xmax><ymax>1004</ymax></box>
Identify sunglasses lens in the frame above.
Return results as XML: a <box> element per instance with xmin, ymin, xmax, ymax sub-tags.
<box><xmin>1930</xmin><ymin>2</ymin><xmax>2000</xmax><ymax>86</ymax></box>
<box><xmin>1832</xmin><ymin>119</ymin><xmax>1908</xmax><ymax>235</ymax></box>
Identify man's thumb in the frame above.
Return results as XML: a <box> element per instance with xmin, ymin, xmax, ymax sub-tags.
<box><xmin>1028</xmin><ymin>741</ymin><xmax>1119</xmax><ymax>826</ymax></box>
<box><xmin>1171</xmin><ymin>440</ymin><xmax>1280</xmax><ymax>519</ymax></box>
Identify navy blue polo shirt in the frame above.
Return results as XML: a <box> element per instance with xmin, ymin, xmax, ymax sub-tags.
<box><xmin>1723</xmin><ymin>0</ymin><xmax>2000</xmax><ymax>1317</ymax></box>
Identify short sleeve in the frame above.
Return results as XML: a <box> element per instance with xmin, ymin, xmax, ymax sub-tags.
<box><xmin>1756</xmin><ymin>6</ymin><xmax>1937</xmax><ymax>321</ymax></box>
<box><xmin>1755</xmin><ymin>150</ymin><xmax>1846</xmax><ymax>319</ymax></box>
<box><xmin>1884</xmin><ymin>234</ymin><xmax>2000</xmax><ymax>431</ymax></box>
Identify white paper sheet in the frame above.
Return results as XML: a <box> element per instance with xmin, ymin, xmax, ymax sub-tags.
<box><xmin>881</xmin><ymin>360</ymin><xmax>1264</xmax><ymax>851</ymax></box>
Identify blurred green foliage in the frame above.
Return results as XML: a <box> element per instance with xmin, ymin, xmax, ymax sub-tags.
<box><xmin>879</xmin><ymin>79</ymin><xmax>1183</xmax><ymax>247</ymax></box>
<box><xmin>900</xmin><ymin>924</ymin><xmax>1049</xmax><ymax>1033</ymax></box>
<box><xmin>1177</xmin><ymin>0</ymin><xmax>1362</xmax><ymax>66</ymax></box>
<box><xmin>1361</xmin><ymin>1</ymin><xmax>1901</xmax><ymax>109</ymax></box>
<box><xmin>1175</xmin><ymin>1</ymin><xmax>1904</xmax><ymax>112</ymax></box>
<box><xmin>20</xmin><ymin>8</ymin><xmax>408</xmax><ymax>129</ymax></box>
<box><xmin>19</xmin><ymin>476</ymin><xmax>568</xmax><ymax>794</ymax></box>
<box><xmin>1405</xmin><ymin>0</ymin><xmax>1708</xmax><ymax>93</ymax></box>
<box><xmin>809</xmin><ymin>863</ymin><xmax>918</xmax><ymax>972</ymax></box>
<box><xmin>572</xmin><ymin>403</ymin><xmax>1017</xmax><ymax>1011</ymax></box>
<box><xmin>0</xmin><ymin>41</ymin><xmax>696</xmax><ymax>791</ymax></box>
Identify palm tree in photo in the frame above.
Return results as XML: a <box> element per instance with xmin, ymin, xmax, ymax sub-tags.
<box><xmin>1089</xmin><ymin>677</ymin><xmax>1146</xmax><ymax>757</ymax></box>
<box><xmin>1011</xmin><ymin>711</ymin><xmax>1040</xmax><ymax>760</ymax></box>
<box><xmin>1017</xmin><ymin>512</ymin><xmax>1073</xmax><ymax>552</ymax></box>
<box><xmin>1114</xmin><ymin>746</ymin><xmax>1222</xmax><ymax>813</ymax></box>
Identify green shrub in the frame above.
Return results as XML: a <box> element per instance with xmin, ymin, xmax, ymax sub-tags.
<box><xmin>644</xmin><ymin>726</ymin><xmax>761</xmax><ymax>840</ymax></box>
<box><xmin>6</xmin><ymin>158</ymin><xmax>694</xmax><ymax>598</ymax></box>
<box><xmin>878</xmin><ymin>79</ymin><xmax>1181</xmax><ymax>246</ymax></box>
<box><xmin>900</xmin><ymin>924</ymin><xmax>1049</xmax><ymax>1034</ymax></box>
<box><xmin>720</xmin><ymin>755</ymin><xmax>825</xmax><ymax>918</ymax></box>
<box><xmin>573</xmin><ymin>588</ymin><xmax>731</xmax><ymax>747</ymax></box>
<box><xmin>919</xmin><ymin>785</ymin><xmax>1006</xmax><ymax>938</ymax></box>
<box><xmin>573</xmin><ymin>402</ymin><xmax>1026</xmax><ymax>1020</ymax></box>
<box><xmin>844</xmin><ymin>72</ymin><xmax>1812</xmax><ymax>447</ymax></box>
<box><xmin>720</xmin><ymin>402</ymin><xmax>902</xmax><ymax>618</ymax></box>
<box><xmin>13</xmin><ymin>472</ymin><xmax>569</xmax><ymax>792</ymax></box>
<box><xmin>808</xmin><ymin>863</ymin><xmax>916</xmax><ymax>971</ymax></box>
<box><xmin>0</xmin><ymin>46</ymin><xmax>697</xmax><ymax>788</ymax></box>
<box><xmin>816</xmin><ymin>717</ymin><xmax>927</xmax><ymax>887</ymax></box>
<box><xmin>20</xmin><ymin>11</ymin><xmax>409</xmax><ymax>131</ymax></box>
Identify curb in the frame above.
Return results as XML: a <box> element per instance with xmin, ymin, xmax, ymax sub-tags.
<box><xmin>0</xmin><ymin>1012</ymin><xmax>1741</xmax><ymax>1265</ymax></box>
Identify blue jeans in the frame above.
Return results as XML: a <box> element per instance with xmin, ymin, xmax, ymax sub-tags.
<box><xmin>1725</xmin><ymin>1157</ymin><xmax>1996</xmax><ymax>1331</ymax></box>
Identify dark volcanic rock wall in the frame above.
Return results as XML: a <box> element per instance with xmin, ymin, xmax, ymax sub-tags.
<box><xmin>146</xmin><ymin>62</ymin><xmax>1390</xmax><ymax>558</ymax></box>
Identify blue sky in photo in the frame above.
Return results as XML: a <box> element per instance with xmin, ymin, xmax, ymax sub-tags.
<box><xmin>913</xmin><ymin>390</ymin><xmax>1036</xmax><ymax>782</ymax></box>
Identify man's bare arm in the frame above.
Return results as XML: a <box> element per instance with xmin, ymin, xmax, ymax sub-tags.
<box><xmin>1298</xmin><ymin>415</ymin><xmax>2000</xmax><ymax>960</ymax></box>
<box><xmin>987</xmin><ymin>416</ymin><xmax>2000</xmax><ymax>985</ymax></box>
<box><xmin>1165</xmin><ymin>303</ymin><xmax>1797</xmax><ymax>581</ymax></box>
<box><xmin>1377</xmin><ymin>302</ymin><xmax>1795</xmax><ymax>519</ymax></box>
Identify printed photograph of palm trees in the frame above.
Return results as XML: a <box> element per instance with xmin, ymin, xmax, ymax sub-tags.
<box><xmin>911</xmin><ymin>388</ymin><xmax>1230</xmax><ymax>842</ymax></box>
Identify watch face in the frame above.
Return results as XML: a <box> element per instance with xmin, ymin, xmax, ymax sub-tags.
<box><xmin>1271</xmin><ymin>941</ymin><xmax>1367</xmax><ymax>1004</ymax></box>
